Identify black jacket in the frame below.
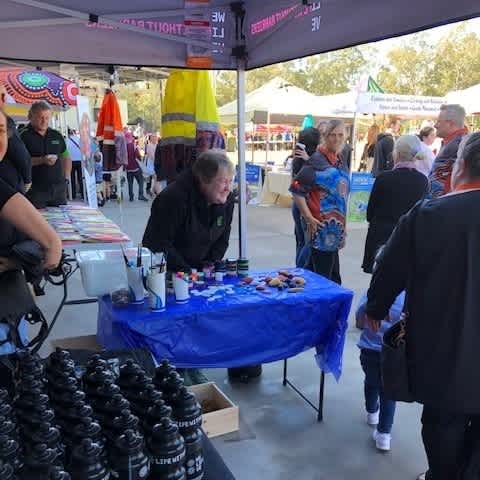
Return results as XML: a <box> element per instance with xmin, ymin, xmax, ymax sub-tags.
<box><xmin>362</xmin><ymin>168</ymin><xmax>428</xmax><ymax>273</ymax></box>
<box><xmin>143</xmin><ymin>169</ymin><xmax>234</xmax><ymax>272</ymax></box>
<box><xmin>372</xmin><ymin>133</ymin><xmax>394</xmax><ymax>177</ymax></box>
<box><xmin>0</xmin><ymin>116</ymin><xmax>31</xmax><ymax>191</ymax></box>
<box><xmin>366</xmin><ymin>191</ymin><xmax>480</xmax><ymax>413</ymax></box>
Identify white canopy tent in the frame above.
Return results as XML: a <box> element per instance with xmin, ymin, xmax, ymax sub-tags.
<box><xmin>447</xmin><ymin>84</ymin><xmax>480</xmax><ymax>115</ymax></box>
<box><xmin>219</xmin><ymin>78</ymin><xmax>356</xmax><ymax>124</ymax></box>
<box><xmin>0</xmin><ymin>0</ymin><xmax>478</xmax><ymax>258</ymax></box>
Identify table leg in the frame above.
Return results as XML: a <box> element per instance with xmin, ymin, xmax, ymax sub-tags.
<box><xmin>282</xmin><ymin>358</ymin><xmax>325</xmax><ymax>422</ymax></box>
<box><xmin>318</xmin><ymin>371</ymin><xmax>325</xmax><ymax>422</ymax></box>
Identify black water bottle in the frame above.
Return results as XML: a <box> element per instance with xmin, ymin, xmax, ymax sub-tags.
<box><xmin>47</xmin><ymin>355</ymin><xmax>77</xmax><ymax>382</ymax></box>
<box><xmin>148</xmin><ymin>418</ymin><xmax>186</xmax><ymax>480</ymax></box>
<box><xmin>153</xmin><ymin>360</ymin><xmax>176</xmax><ymax>392</ymax></box>
<box><xmin>56</xmin><ymin>401</ymin><xmax>94</xmax><ymax>432</ymax></box>
<box><xmin>85</xmin><ymin>355</ymin><xmax>109</xmax><ymax>375</ymax></box>
<box><xmin>0</xmin><ymin>401</ymin><xmax>15</xmax><ymax>424</ymax></box>
<box><xmin>110</xmin><ymin>429</ymin><xmax>150</xmax><ymax>480</ymax></box>
<box><xmin>160</xmin><ymin>373</ymin><xmax>184</xmax><ymax>406</ymax></box>
<box><xmin>0</xmin><ymin>434</ymin><xmax>23</xmax><ymax>472</ymax></box>
<box><xmin>16</xmin><ymin>404</ymin><xmax>56</xmax><ymax>429</ymax></box>
<box><xmin>122</xmin><ymin>371</ymin><xmax>152</xmax><ymax>403</ymax></box>
<box><xmin>15</xmin><ymin>351</ymin><xmax>45</xmax><ymax>383</ymax></box>
<box><xmin>0</xmin><ymin>459</ymin><xmax>16</xmax><ymax>480</ymax></box>
<box><xmin>143</xmin><ymin>400</ymin><xmax>172</xmax><ymax>440</ymax></box>
<box><xmin>20</xmin><ymin>443</ymin><xmax>57</xmax><ymax>480</ymax></box>
<box><xmin>0</xmin><ymin>388</ymin><xmax>10</xmax><ymax>403</ymax></box>
<box><xmin>105</xmin><ymin>408</ymin><xmax>140</xmax><ymax>444</ymax></box>
<box><xmin>0</xmin><ymin>415</ymin><xmax>19</xmax><ymax>442</ymax></box>
<box><xmin>22</xmin><ymin>422</ymin><xmax>65</xmax><ymax>466</ymax></box>
<box><xmin>71</xmin><ymin>417</ymin><xmax>105</xmax><ymax>446</ymax></box>
<box><xmin>69</xmin><ymin>438</ymin><xmax>110</xmax><ymax>480</ymax></box>
<box><xmin>84</xmin><ymin>367</ymin><xmax>114</xmax><ymax>397</ymax></box>
<box><xmin>89</xmin><ymin>378</ymin><xmax>122</xmax><ymax>417</ymax></box>
<box><xmin>130</xmin><ymin>384</ymin><xmax>163</xmax><ymax>420</ymax></box>
<box><xmin>52</xmin><ymin>389</ymin><xmax>86</xmax><ymax>411</ymax></box>
<box><xmin>117</xmin><ymin>361</ymin><xmax>141</xmax><ymax>396</ymax></box>
<box><xmin>172</xmin><ymin>387</ymin><xmax>204</xmax><ymax>480</ymax></box>
<box><xmin>101</xmin><ymin>393</ymin><xmax>131</xmax><ymax>422</ymax></box>
<box><xmin>15</xmin><ymin>390</ymin><xmax>50</xmax><ymax>418</ymax></box>
<box><xmin>49</xmin><ymin>466</ymin><xmax>72</xmax><ymax>480</ymax></box>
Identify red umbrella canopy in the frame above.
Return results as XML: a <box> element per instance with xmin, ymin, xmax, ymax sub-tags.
<box><xmin>0</xmin><ymin>69</ymin><xmax>78</xmax><ymax>108</ymax></box>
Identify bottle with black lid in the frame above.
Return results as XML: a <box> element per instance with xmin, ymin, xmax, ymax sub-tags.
<box><xmin>109</xmin><ymin>429</ymin><xmax>150</xmax><ymax>480</ymax></box>
<box><xmin>147</xmin><ymin>418</ymin><xmax>186</xmax><ymax>480</ymax></box>
<box><xmin>171</xmin><ymin>387</ymin><xmax>203</xmax><ymax>480</ymax></box>
<box><xmin>68</xmin><ymin>438</ymin><xmax>110</xmax><ymax>480</ymax></box>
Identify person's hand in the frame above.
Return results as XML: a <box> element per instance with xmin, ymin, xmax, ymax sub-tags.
<box><xmin>43</xmin><ymin>238</ymin><xmax>62</xmax><ymax>271</ymax></box>
<box><xmin>305</xmin><ymin>215</ymin><xmax>322</xmax><ymax>240</ymax></box>
<box><xmin>152</xmin><ymin>180</ymin><xmax>163</xmax><ymax>196</ymax></box>
<box><xmin>44</xmin><ymin>154</ymin><xmax>58</xmax><ymax>166</ymax></box>
<box><xmin>0</xmin><ymin>257</ymin><xmax>19</xmax><ymax>273</ymax></box>
<box><xmin>295</xmin><ymin>148</ymin><xmax>309</xmax><ymax>161</ymax></box>
<box><xmin>365</xmin><ymin>314</ymin><xmax>381</xmax><ymax>333</ymax></box>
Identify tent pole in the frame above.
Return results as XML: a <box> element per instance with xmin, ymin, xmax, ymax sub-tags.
<box><xmin>351</xmin><ymin>112</ymin><xmax>358</xmax><ymax>171</ymax></box>
<box><xmin>237</xmin><ymin>60</ymin><xmax>247</xmax><ymax>259</ymax></box>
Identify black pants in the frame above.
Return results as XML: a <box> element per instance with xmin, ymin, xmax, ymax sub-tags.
<box><xmin>70</xmin><ymin>162</ymin><xmax>83</xmax><ymax>199</ymax></box>
<box><xmin>422</xmin><ymin>405</ymin><xmax>480</xmax><ymax>480</ymax></box>
<box><xmin>27</xmin><ymin>183</ymin><xmax>66</xmax><ymax>209</ymax></box>
<box><xmin>127</xmin><ymin>169</ymin><xmax>145</xmax><ymax>200</ymax></box>
<box><xmin>309</xmin><ymin>249</ymin><xmax>341</xmax><ymax>284</ymax></box>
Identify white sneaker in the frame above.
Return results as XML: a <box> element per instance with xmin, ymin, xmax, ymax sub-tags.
<box><xmin>366</xmin><ymin>410</ymin><xmax>379</xmax><ymax>426</ymax></box>
<box><xmin>372</xmin><ymin>429</ymin><xmax>391</xmax><ymax>452</ymax></box>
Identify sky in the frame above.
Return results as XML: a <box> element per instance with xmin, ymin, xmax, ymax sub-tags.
<box><xmin>374</xmin><ymin>17</ymin><xmax>480</xmax><ymax>58</ymax></box>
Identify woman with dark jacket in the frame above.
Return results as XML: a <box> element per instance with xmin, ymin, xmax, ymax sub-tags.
<box><xmin>362</xmin><ymin>135</ymin><xmax>428</xmax><ymax>273</ymax></box>
<box><xmin>290</xmin><ymin>127</ymin><xmax>321</xmax><ymax>266</ymax></box>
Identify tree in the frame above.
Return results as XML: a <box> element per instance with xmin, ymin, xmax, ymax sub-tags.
<box><xmin>116</xmin><ymin>81</ymin><xmax>162</xmax><ymax>131</ymax></box>
<box><xmin>428</xmin><ymin>24</ymin><xmax>480</xmax><ymax>95</ymax></box>
<box><xmin>377</xmin><ymin>24</ymin><xmax>480</xmax><ymax>96</ymax></box>
<box><xmin>214</xmin><ymin>45</ymin><xmax>376</xmax><ymax>106</ymax></box>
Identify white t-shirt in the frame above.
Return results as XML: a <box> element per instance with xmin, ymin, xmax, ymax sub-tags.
<box><xmin>415</xmin><ymin>142</ymin><xmax>435</xmax><ymax>176</ymax></box>
<box><xmin>66</xmin><ymin>135</ymin><xmax>82</xmax><ymax>162</ymax></box>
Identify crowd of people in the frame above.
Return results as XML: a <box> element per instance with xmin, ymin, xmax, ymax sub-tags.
<box><xmin>0</xmin><ymin>83</ymin><xmax>479</xmax><ymax>480</ymax></box>
<box><xmin>288</xmin><ymin>103</ymin><xmax>480</xmax><ymax>480</ymax></box>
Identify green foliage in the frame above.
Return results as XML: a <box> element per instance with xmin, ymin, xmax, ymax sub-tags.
<box><xmin>116</xmin><ymin>81</ymin><xmax>162</xmax><ymax>131</ymax></box>
<box><xmin>378</xmin><ymin>24</ymin><xmax>480</xmax><ymax>96</ymax></box>
<box><xmin>215</xmin><ymin>21</ymin><xmax>480</xmax><ymax>105</ymax></box>
<box><xmin>214</xmin><ymin>46</ymin><xmax>374</xmax><ymax>106</ymax></box>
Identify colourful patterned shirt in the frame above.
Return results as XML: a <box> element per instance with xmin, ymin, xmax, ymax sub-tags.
<box><xmin>290</xmin><ymin>150</ymin><xmax>350</xmax><ymax>252</ymax></box>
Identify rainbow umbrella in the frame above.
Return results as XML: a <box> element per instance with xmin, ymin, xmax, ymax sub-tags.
<box><xmin>0</xmin><ymin>69</ymin><xmax>78</xmax><ymax>109</ymax></box>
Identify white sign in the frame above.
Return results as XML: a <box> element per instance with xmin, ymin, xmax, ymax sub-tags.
<box><xmin>356</xmin><ymin>92</ymin><xmax>446</xmax><ymax>116</ymax></box>
<box><xmin>76</xmin><ymin>95</ymin><xmax>97</xmax><ymax>208</ymax></box>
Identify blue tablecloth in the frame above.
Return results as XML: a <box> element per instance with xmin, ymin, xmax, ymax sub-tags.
<box><xmin>97</xmin><ymin>269</ymin><xmax>353</xmax><ymax>380</ymax></box>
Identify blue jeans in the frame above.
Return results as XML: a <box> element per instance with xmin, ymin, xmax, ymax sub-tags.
<box><xmin>360</xmin><ymin>349</ymin><xmax>396</xmax><ymax>434</ymax></box>
<box><xmin>292</xmin><ymin>203</ymin><xmax>305</xmax><ymax>267</ymax></box>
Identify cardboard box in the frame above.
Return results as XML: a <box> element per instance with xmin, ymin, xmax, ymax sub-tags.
<box><xmin>189</xmin><ymin>382</ymin><xmax>239</xmax><ymax>438</ymax></box>
<box><xmin>51</xmin><ymin>334</ymin><xmax>102</xmax><ymax>352</ymax></box>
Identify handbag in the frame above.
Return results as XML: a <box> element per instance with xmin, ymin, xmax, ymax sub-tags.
<box><xmin>381</xmin><ymin>314</ymin><xmax>414</xmax><ymax>402</ymax></box>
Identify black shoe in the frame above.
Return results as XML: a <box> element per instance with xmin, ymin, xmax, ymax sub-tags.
<box><xmin>139</xmin><ymin>196</ymin><xmax>149</xmax><ymax>202</ymax></box>
<box><xmin>129</xmin><ymin>197</ymin><xmax>134</xmax><ymax>202</ymax></box>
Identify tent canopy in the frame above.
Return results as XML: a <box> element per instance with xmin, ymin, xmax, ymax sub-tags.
<box><xmin>219</xmin><ymin>77</ymin><xmax>321</xmax><ymax>124</ymax></box>
<box><xmin>0</xmin><ymin>1</ymin><xmax>478</xmax><ymax>70</ymax></box>
<box><xmin>447</xmin><ymin>84</ymin><xmax>480</xmax><ymax>115</ymax></box>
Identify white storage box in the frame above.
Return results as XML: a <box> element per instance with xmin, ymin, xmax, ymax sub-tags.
<box><xmin>76</xmin><ymin>247</ymin><xmax>151</xmax><ymax>297</ymax></box>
